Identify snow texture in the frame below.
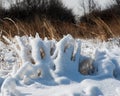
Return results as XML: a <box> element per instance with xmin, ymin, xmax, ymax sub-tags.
<box><xmin>0</xmin><ymin>34</ymin><xmax>120</xmax><ymax>96</ymax></box>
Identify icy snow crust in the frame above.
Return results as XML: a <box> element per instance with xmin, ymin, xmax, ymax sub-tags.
<box><xmin>0</xmin><ymin>35</ymin><xmax>120</xmax><ymax>96</ymax></box>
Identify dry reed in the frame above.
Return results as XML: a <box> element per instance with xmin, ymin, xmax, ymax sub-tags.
<box><xmin>0</xmin><ymin>14</ymin><xmax>120</xmax><ymax>41</ymax></box>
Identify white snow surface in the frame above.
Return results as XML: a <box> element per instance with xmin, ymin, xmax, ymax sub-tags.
<box><xmin>0</xmin><ymin>34</ymin><xmax>120</xmax><ymax>96</ymax></box>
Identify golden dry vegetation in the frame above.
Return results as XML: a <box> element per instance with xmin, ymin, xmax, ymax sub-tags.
<box><xmin>0</xmin><ymin>15</ymin><xmax>120</xmax><ymax>41</ymax></box>
<box><xmin>0</xmin><ymin>4</ymin><xmax>120</xmax><ymax>41</ymax></box>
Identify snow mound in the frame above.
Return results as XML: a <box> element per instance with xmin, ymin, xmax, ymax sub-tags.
<box><xmin>0</xmin><ymin>34</ymin><xmax>120</xmax><ymax>96</ymax></box>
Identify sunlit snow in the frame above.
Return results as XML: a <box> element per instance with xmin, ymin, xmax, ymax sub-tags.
<box><xmin>0</xmin><ymin>34</ymin><xmax>120</xmax><ymax>96</ymax></box>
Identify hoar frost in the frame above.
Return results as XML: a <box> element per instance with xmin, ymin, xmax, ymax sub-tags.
<box><xmin>1</xmin><ymin>34</ymin><xmax>120</xmax><ymax>96</ymax></box>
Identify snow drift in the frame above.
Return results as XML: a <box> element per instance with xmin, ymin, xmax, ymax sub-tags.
<box><xmin>0</xmin><ymin>34</ymin><xmax>120</xmax><ymax>96</ymax></box>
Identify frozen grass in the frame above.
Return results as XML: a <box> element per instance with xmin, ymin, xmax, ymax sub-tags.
<box><xmin>0</xmin><ymin>34</ymin><xmax>120</xmax><ymax>95</ymax></box>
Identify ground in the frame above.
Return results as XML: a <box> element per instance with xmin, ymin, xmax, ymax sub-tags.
<box><xmin>0</xmin><ymin>35</ymin><xmax>120</xmax><ymax>96</ymax></box>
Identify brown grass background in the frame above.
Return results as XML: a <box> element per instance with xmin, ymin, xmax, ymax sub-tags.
<box><xmin>0</xmin><ymin>6</ymin><xmax>120</xmax><ymax>41</ymax></box>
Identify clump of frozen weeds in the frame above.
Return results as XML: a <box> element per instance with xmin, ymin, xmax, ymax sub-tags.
<box><xmin>52</xmin><ymin>35</ymin><xmax>82</xmax><ymax>82</ymax></box>
<box><xmin>1</xmin><ymin>34</ymin><xmax>120</xmax><ymax>95</ymax></box>
<box><xmin>13</xmin><ymin>34</ymin><xmax>54</xmax><ymax>82</ymax></box>
<box><xmin>1</xmin><ymin>34</ymin><xmax>55</xmax><ymax>95</ymax></box>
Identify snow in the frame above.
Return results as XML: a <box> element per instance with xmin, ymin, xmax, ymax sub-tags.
<box><xmin>0</xmin><ymin>0</ymin><xmax>120</xmax><ymax>95</ymax></box>
<box><xmin>0</xmin><ymin>34</ymin><xmax>120</xmax><ymax>96</ymax></box>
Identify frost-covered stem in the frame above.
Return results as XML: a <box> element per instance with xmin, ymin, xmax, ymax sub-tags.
<box><xmin>53</xmin><ymin>35</ymin><xmax>82</xmax><ymax>81</ymax></box>
<box><xmin>15</xmin><ymin>36</ymin><xmax>32</xmax><ymax>64</ymax></box>
<box><xmin>94</xmin><ymin>50</ymin><xmax>115</xmax><ymax>77</ymax></box>
<box><xmin>30</xmin><ymin>36</ymin><xmax>54</xmax><ymax>80</ymax></box>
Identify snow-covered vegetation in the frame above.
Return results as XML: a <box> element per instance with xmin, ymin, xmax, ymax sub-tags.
<box><xmin>0</xmin><ymin>0</ymin><xmax>120</xmax><ymax>96</ymax></box>
<box><xmin>0</xmin><ymin>34</ymin><xmax>120</xmax><ymax>96</ymax></box>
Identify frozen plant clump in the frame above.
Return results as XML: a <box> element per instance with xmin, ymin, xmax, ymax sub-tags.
<box><xmin>15</xmin><ymin>36</ymin><xmax>33</xmax><ymax>65</ymax></box>
<box><xmin>12</xmin><ymin>34</ymin><xmax>55</xmax><ymax>84</ymax></box>
<box><xmin>93</xmin><ymin>49</ymin><xmax>115</xmax><ymax>78</ymax></box>
<box><xmin>14</xmin><ymin>62</ymin><xmax>40</xmax><ymax>80</ymax></box>
<box><xmin>52</xmin><ymin>35</ymin><xmax>82</xmax><ymax>81</ymax></box>
<box><xmin>44</xmin><ymin>37</ymin><xmax>56</xmax><ymax>56</ymax></box>
<box><xmin>0</xmin><ymin>34</ymin><xmax>56</xmax><ymax>88</ymax></box>
<box><xmin>1</xmin><ymin>34</ymin><xmax>120</xmax><ymax>96</ymax></box>
<box><xmin>0</xmin><ymin>40</ymin><xmax>17</xmax><ymax>77</ymax></box>
<box><xmin>29</xmin><ymin>35</ymin><xmax>54</xmax><ymax>80</ymax></box>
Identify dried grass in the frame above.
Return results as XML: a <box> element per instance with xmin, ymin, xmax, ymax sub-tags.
<box><xmin>0</xmin><ymin>14</ymin><xmax>120</xmax><ymax>41</ymax></box>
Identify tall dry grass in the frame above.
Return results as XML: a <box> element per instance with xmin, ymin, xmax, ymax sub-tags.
<box><xmin>0</xmin><ymin>15</ymin><xmax>120</xmax><ymax>41</ymax></box>
<box><xmin>0</xmin><ymin>0</ymin><xmax>120</xmax><ymax>41</ymax></box>
<box><xmin>1</xmin><ymin>4</ymin><xmax>120</xmax><ymax>41</ymax></box>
